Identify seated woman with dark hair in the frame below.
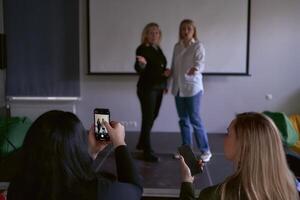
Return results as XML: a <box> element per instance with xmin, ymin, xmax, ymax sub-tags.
<box><xmin>179</xmin><ymin>112</ymin><xmax>299</xmax><ymax>200</ymax></box>
<box><xmin>7</xmin><ymin>110</ymin><xmax>142</xmax><ymax>200</ymax></box>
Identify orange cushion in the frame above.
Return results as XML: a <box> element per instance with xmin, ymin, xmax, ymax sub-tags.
<box><xmin>289</xmin><ymin>114</ymin><xmax>300</xmax><ymax>154</ymax></box>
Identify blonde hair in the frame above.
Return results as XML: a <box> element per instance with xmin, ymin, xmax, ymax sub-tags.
<box><xmin>178</xmin><ymin>19</ymin><xmax>198</xmax><ymax>42</ymax></box>
<box><xmin>220</xmin><ymin>112</ymin><xmax>298</xmax><ymax>200</ymax></box>
<box><xmin>141</xmin><ymin>22</ymin><xmax>161</xmax><ymax>44</ymax></box>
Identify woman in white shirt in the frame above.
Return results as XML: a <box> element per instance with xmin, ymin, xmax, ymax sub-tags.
<box><xmin>171</xmin><ymin>19</ymin><xmax>211</xmax><ymax>162</ymax></box>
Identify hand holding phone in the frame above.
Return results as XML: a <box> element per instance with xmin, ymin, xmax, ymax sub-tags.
<box><xmin>88</xmin><ymin>125</ymin><xmax>109</xmax><ymax>160</ymax></box>
<box><xmin>103</xmin><ymin>121</ymin><xmax>126</xmax><ymax>148</ymax></box>
<box><xmin>178</xmin><ymin>145</ymin><xmax>203</xmax><ymax>176</ymax></box>
<box><xmin>94</xmin><ymin>108</ymin><xmax>110</xmax><ymax>141</ymax></box>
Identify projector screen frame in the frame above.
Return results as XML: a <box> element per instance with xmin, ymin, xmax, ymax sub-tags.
<box><xmin>87</xmin><ymin>0</ymin><xmax>251</xmax><ymax>76</ymax></box>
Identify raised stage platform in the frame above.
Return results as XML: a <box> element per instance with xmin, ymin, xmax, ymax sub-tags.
<box><xmin>94</xmin><ymin>132</ymin><xmax>234</xmax><ymax>198</ymax></box>
<box><xmin>0</xmin><ymin>132</ymin><xmax>233</xmax><ymax>199</ymax></box>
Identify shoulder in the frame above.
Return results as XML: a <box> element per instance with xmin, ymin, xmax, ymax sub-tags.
<box><xmin>174</xmin><ymin>42</ymin><xmax>181</xmax><ymax>48</ymax></box>
<box><xmin>136</xmin><ymin>44</ymin><xmax>145</xmax><ymax>51</ymax></box>
<box><xmin>194</xmin><ymin>40</ymin><xmax>204</xmax><ymax>48</ymax></box>
<box><xmin>173</xmin><ymin>42</ymin><xmax>181</xmax><ymax>52</ymax></box>
<box><xmin>136</xmin><ymin>44</ymin><xmax>152</xmax><ymax>54</ymax></box>
<box><xmin>193</xmin><ymin>41</ymin><xmax>205</xmax><ymax>55</ymax></box>
<box><xmin>198</xmin><ymin>184</ymin><xmax>221</xmax><ymax>200</ymax></box>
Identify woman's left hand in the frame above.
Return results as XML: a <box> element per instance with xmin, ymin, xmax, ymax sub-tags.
<box><xmin>163</xmin><ymin>69</ymin><xmax>171</xmax><ymax>77</ymax></box>
<box><xmin>88</xmin><ymin>124</ymin><xmax>110</xmax><ymax>160</ymax></box>
<box><xmin>179</xmin><ymin>156</ymin><xmax>194</xmax><ymax>183</ymax></box>
<box><xmin>186</xmin><ymin>67</ymin><xmax>198</xmax><ymax>76</ymax></box>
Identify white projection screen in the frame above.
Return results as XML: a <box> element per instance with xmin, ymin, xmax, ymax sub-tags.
<box><xmin>88</xmin><ymin>0</ymin><xmax>250</xmax><ymax>75</ymax></box>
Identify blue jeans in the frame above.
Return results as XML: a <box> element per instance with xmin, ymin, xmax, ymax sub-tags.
<box><xmin>175</xmin><ymin>91</ymin><xmax>210</xmax><ymax>153</ymax></box>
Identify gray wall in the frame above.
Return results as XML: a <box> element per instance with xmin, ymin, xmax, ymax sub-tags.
<box><xmin>3</xmin><ymin>0</ymin><xmax>300</xmax><ymax>133</ymax></box>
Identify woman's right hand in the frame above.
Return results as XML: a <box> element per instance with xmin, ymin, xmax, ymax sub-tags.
<box><xmin>136</xmin><ymin>56</ymin><xmax>147</xmax><ymax>65</ymax></box>
<box><xmin>186</xmin><ymin>66</ymin><xmax>199</xmax><ymax>76</ymax></box>
<box><xmin>103</xmin><ymin>121</ymin><xmax>126</xmax><ymax>148</ymax></box>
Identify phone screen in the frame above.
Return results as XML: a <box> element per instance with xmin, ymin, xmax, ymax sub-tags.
<box><xmin>94</xmin><ymin>109</ymin><xmax>110</xmax><ymax>141</ymax></box>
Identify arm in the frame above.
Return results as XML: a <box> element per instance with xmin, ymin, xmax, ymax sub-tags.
<box><xmin>193</xmin><ymin>42</ymin><xmax>205</xmax><ymax>73</ymax></box>
<box><xmin>104</xmin><ymin>121</ymin><xmax>142</xmax><ymax>189</ymax></box>
<box><xmin>180</xmin><ymin>182</ymin><xmax>197</xmax><ymax>200</ymax></box>
<box><xmin>114</xmin><ymin>145</ymin><xmax>141</xmax><ymax>188</ymax></box>
<box><xmin>170</xmin><ymin>44</ymin><xmax>176</xmax><ymax>75</ymax></box>
<box><xmin>178</xmin><ymin>152</ymin><xmax>221</xmax><ymax>200</ymax></box>
<box><xmin>166</xmin><ymin>45</ymin><xmax>176</xmax><ymax>90</ymax></box>
<box><xmin>179</xmin><ymin>155</ymin><xmax>196</xmax><ymax>199</ymax></box>
<box><xmin>179</xmin><ymin>156</ymin><xmax>220</xmax><ymax>200</ymax></box>
<box><xmin>187</xmin><ymin>42</ymin><xmax>205</xmax><ymax>76</ymax></box>
<box><xmin>134</xmin><ymin>46</ymin><xmax>147</xmax><ymax>73</ymax></box>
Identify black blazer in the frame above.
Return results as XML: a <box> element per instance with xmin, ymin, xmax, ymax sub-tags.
<box><xmin>134</xmin><ymin>44</ymin><xmax>167</xmax><ymax>90</ymax></box>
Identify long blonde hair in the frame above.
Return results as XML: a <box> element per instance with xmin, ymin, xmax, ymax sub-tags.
<box><xmin>220</xmin><ymin>112</ymin><xmax>298</xmax><ymax>200</ymax></box>
<box><xmin>140</xmin><ymin>22</ymin><xmax>162</xmax><ymax>44</ymax></box>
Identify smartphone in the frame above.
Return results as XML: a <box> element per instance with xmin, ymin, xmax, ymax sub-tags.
<box><xmin>94</xmin><ymin>108</ymin><xmax>110</xmax><ymax>141</ymax></box>
<box><xmin>178</xmin><ymin>145</ymin><xmax>203</xmax><ymax>176</ymax></box>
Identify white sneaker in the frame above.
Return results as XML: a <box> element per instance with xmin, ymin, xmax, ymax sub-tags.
<box><xmin>200</xmin><ymin>151</ymin><xmax>212</xmax><ymax>162</ymax></box>
<box><xmin>173</xmin><ymin>153</ymin><xmax>181</xmax><ymax>160</ymax></box>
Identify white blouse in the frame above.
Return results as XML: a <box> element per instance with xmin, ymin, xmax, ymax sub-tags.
<box><xmin>170</xmin><ymin>39</ymin><xmax>205</xmax><ymax>97</ymax></box>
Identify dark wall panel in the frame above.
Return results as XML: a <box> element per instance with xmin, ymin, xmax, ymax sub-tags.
<box><xmin>4</xmin><ymin>0</ymin><xmax>79</xmax><ymax>97</ymax></box>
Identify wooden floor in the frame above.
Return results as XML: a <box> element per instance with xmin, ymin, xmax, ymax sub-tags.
<box><xmin>94</xmin><ymin>132</ymin><xmax>234</xmax><ymax>198</ymax></box>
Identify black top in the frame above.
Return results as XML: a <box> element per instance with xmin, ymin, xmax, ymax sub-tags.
<box><xmin>7</xmin><ymin>145</ymin><xmax>142</xmax><ymax>200</ymax></box>
<box><xmin>180</xmin><ymin>182</ymin><xmax>253</xmax><ymax>200</ymax></box>
<box><xmin>134</xmin><ymin>44</ymin><xmax>167</xmax><ymax>90</ymax></box>
<box><xmin>180</xmin><ymin>182</ymin><xmax>220</xmax><ymax>200</ymax></box>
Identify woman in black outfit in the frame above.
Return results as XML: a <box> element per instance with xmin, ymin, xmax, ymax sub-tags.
<box><xmin>135</xmin><ymin>23</ymin><xmax>171</xmax><ymax>162</ymax></box>
<box><xmin>7</xmin><ymin>110</ymin><xmax>142</xmax><ymax>200</ymax></box>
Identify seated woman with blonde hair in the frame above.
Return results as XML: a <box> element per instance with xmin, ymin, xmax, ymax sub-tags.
<box><xmin>179</xmin><ymin>112</ymin><xmax>299</xmax><ymax>200</ymax></box>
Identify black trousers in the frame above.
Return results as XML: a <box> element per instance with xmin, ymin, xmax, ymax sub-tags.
<box><xmin>137</xmin><ymin>88</ymin><xmax>163</xmax><ymax>153</ymax></box>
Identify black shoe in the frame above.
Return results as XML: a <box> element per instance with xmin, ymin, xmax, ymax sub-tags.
<box><xmin>136</xmin><ymin>143</ymin><xmax>144</xmax><ymax>151</ymax></box>
<box><xmin>143</xmin><ymin>152</ymin><xmax>160</xmax><ymax>162</ymax></box>
<box><xmin>173</xmin><ymin>153</ymin><xmax>181</xmax><ymax>160</ymax></box>
<box><xmin>136</xmin><ymin>143</ymin><xmax>155</xmax><ymax>153</ymax></box>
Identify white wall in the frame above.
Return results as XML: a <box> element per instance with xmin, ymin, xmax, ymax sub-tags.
<box><xmin>4</xmin><ymin>0</ymin><xmax>300</xmax><ymax>133</ymax></box>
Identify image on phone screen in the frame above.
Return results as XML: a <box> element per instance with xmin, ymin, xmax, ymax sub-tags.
<box><xmin>94</xmin><ymin>111</ymin><xmax>110</xmax><ymax>141</ymax></box>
